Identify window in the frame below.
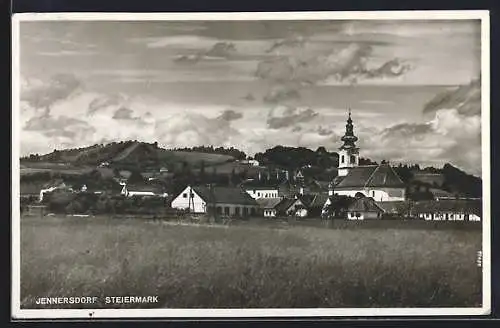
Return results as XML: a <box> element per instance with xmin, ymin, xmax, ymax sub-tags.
<box><xmin>243</xmin><ymin>207</ymin><xmax>249</xmax><ymax>216</ymax></box>
<box><xmin>350</xmin><ymin>155</ymin><xmax>356</xmax><ymax>164</ymax></box>
<box><xmin>258</xmin><ymin>192</ymin><xmax>261</xmax><ymax>197</ymax></box>
<box><xmin>224</xmin><ymin>207</ymin><xmax>230</xmax><ymax>215</ymax></box>
<box><xmin>341</xmin><ymin>155</ymin><xmax>345</xmax><ymax>164</ymax></box>
<box><xmin>235</xmin><ymin>207</ymin><xmax>240</xmax><ymax>216</ymax></box>
<box><xmin>216</xmin><ymin>207</ymin><xmax>222</xmax><ymax>214</ymax></box>
<box><xmin>182</xmin><ymin>193</ymin><xmax>187</xmax><ymax>198</ymax></box>
<box><xmin>371</xmin><ymin>191</ymin><xmax>375</xmax><ymax>197</ymax></box>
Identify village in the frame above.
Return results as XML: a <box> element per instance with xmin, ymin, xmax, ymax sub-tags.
<box><xmin>20</xmin><ymin>111</ymin><xmax>482</xmax><ymax>224</ymax></box>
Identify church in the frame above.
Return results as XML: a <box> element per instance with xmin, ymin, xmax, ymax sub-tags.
<box><xmin>331</xmin><ymin>110</ymin><xmax>406</xmax><ymax>202</ymax></box>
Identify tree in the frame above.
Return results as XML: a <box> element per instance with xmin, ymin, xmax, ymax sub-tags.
<box><xmin>128</xmin><ymin>170</ymin><xmax>145</xmax><ymax>184</ymax></box>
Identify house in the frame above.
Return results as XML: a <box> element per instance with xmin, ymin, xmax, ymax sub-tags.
<box><xmin>275</xmin><ymin>197</ymin><xmax>307</xmax><ymax>217</ymax></box>
<box><xmin>334</xmin><ymin>164</ymin><xmax>406</xmax><ymax>202</ymax></box>
<box><xmin>171</xmin><ymin>185</ymin><xmax>259</xmax><ymax>217</ymax></box>
<box><xmin>39</xmin><ymin>180</ymin><xmax>70</xmax><ymax>202</ymax></box>
<box><xmin>256</xmin><ymin>197</ymin><xmax>283</xmax><ymax>217</ymax></box>
<box><xmin>412</xmin><ymin>199</ymin><xmax>481</xmax><ymax>221</ymax></box>
<box><xmin>375</xmin><ymin>201</ymin><xmax>412</xmax><ymax>218</ymax></box>
<box><xmin>240</xmin><ymin>176</ymin><xmax>281</xmax><ymax>199</ymax></box>
<box><xmin>346</xmin><ymin>196</ymin><xmax>385</xmax><ymax>220</ymax></box>
<box><xmin>120</xmin><ymin>182</ymin><xmax>168</xmax><ymax>198</ymax></box>
<box><xmin>299</xmin><ymin>193</ymin><xmax>329</xmax><ymax>217</ymax></box>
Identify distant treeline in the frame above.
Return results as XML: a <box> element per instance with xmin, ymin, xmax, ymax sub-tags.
<box><xmin>171</xmin><ymin>145</ymin><xmax>247</xmax><ymax>160</ymax></box>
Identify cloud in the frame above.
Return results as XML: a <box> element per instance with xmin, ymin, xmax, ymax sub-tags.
<box><xmin>21</xmin><ymin>74</ymin><xmax>83</xmax><ymax>113</ymax></box>
<box><xmin>266</xmin><ymin>35</ymin><xmax>307</xmax><ymax>53</ymax></box>
<box><xmin>218</xmin><ymin>109</ymin><xmax>243</xmax><ymax>121</ymax></box>
<box><xmin>262</xmin><ymin>84</ymin><xmax>301</xmax><ymax>104</ymax></box>
<box><xmin>113</xmin><ymin>107</ymin><xmax>137</xmax><ymax>120</ymax></box>
<box><xmin>88</xmin><ymin>94</ymin><xmax>125</xmax><ymax>115</ymax></box>
<box><xmin>255</xmin><ymin>43</ymin><xmax>412</xmax><ymax>86</ymax></box>
<box><xmin>266</xmin><ymin>106</ymin><xmax>319</xmax><ymax>129</ymax></box>
<box><xmin>173</xmin><ymin>42</ymin><xmax>237</xmax><ymax>64</ymax></box>
<box><xmin>24</xmin><ymin>114</ymin><xmax>96</xmax><ymax>141</ymax></box>
<box><xmin>361</xmin><ymin>109</ymin><xmax>481</xmax><ymax>175</ymax></box>
<box><xmin>423</xmin><ymin>78</ymin><xmax>481</xmax><ymax>117</ymax></box>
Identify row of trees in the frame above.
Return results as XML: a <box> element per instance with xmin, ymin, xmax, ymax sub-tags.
<box><xmin>172</xmin><ymin>146</ymin><xmax>247</xmax><ymax>160</ymax></box>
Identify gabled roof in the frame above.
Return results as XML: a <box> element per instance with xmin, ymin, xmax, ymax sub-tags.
<box><xmin>335</xmin><ymin>164</ymin><xmax>405</xmax><ymax>189</ymax></box>
<box><xmin>256</xmin><ymin>197</ymin><xmax>283</xmax><ymax>209</ymax></box>
<box><xmin>192</xmin><ymin>186</ymin><xmax>258</xmax><ymax>206</ymax></box>
<box><xmin>299</xmin><ymin>193</ymin><xmax>329</xmax><ymax>209</ymax></box>
<box><xmin>413</xmin><ymin>199</ymin><xmax>482</xmax><ymax>216</ymax></box>
<box><xmin>347</xmin><ymin>197</ymin><xmax>385</xmax><ymax>213</ymax></box>
<box><xmin>275</xmin><ymin>198</ymin><xmax>304</xmax><ymax>212</ymax></box>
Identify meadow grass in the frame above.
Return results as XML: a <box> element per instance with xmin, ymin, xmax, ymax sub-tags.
<box><xmin>20</xmin><ymin>216</ymin><xmax>482</xmax><ymax>309</ymax></box>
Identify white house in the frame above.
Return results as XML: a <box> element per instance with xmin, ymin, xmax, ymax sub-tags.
<box><xmin>346</xmin><ymin>197</ymin><xmax>385</xmax><ymax>220</ymax></box>
<box><xmin>170</xmin><ymin>185</ymin><xmax>259</xmax><ymax>217</ymax></box>
<box><xmin>170</xmin><ymin>185</ymin><xmax>208</xmax><ymax>213</ymax></box>
<box><xmin>413</xmin><ymin>199</ymin><xmax>481</xmax><ymax>222</ymax></box>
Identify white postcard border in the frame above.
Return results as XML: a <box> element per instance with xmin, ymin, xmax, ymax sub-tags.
<box><xmin>11</xmin><ymin>10</ymin><xmax>491</xmax><ymax>320</ymax></box>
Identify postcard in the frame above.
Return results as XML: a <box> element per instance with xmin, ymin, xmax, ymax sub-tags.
<box><xmin>11</xmin><ymin>10</ymin><xmax>491</xmax><ymax>319</ymax></box>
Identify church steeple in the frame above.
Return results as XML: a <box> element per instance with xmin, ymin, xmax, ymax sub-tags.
<box><xmin>340</xmin><ymin>108</ymin><xmax>358</xmax><ymax>150</ymax></box>
<box><xmin>337</xmin><ymin>109</ymin><xmax>360</xmax><ymax>177</ymax></box>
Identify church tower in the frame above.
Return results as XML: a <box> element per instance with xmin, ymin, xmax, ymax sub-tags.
<box><xmin>338</xmin><ymin>109</ymin><xmax>359</xmax><ymax>177</ymax></box>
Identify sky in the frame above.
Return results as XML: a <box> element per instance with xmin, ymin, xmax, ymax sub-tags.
<box><xmin>17</xmin><ymin>18</ymin><xmax>482</xmax><ymax>175</ymax></box>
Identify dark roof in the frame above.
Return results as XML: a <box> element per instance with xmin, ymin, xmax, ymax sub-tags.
<box><xmin>240</xmin><ymin>178</ymin><xmax>284</xmax><ymax>189</ymax></box>
<box><xmin>375</xmin><ymin>201</ymin><xmax>410</xmax><ymax>214</ymax></box>
<box><xmin>299</xmin><ymin>193</ymin><xmax>329</xmax><ymax>209</ymax></box>
<box><xmin>126</xmin><ymin>183</ymin><xmax>165</xmax><ymax>193</ymax></box>
<box><xmin>347</xmin><ymin>197</ymin><xmax>385</xmax><ymax>213</ymax></box>
<box><xmin>413</xmin><ymin>199</ymin><xmax>482</xmax><ymax>216</ymax></box>
<box><xmin>256</xmin><ymin>197</ymin><xmax>283</xmax><ymax>209</ymax></box>
<box><xmin>275</xmin><ymin>198</ymin><xmax>304</xmax><ymax>212</ymax></box>
<box><xmin>335</xmin><ymin>164</ymin><xmax>405</xmax><ymax>189</ymax></box>
<box><xmin>192</xmin><ymin>186</ymin><xmax>258</xmax><ymax>206</ymax></box>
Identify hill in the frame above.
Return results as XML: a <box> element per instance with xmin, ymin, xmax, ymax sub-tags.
<box><xmin>20</xmin><ymin>141</ymin><xmax>235</xmax><ymax>174</ymax></box>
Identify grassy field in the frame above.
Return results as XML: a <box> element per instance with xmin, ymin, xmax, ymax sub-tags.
<box><xmin>20</xmin><ymin>216</ymin><xmax>482</xmax><ymax>309</ymax></box>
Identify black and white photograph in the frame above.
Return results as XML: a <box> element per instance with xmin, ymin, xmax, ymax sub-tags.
<box><xmin>11</xmin><ymin>11</ymin><xmax>490</xmax><ymax>319</ymax></box>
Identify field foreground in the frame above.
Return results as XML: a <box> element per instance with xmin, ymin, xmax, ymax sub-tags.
<box><xmin>20</xmin><ymin>217</ymin><xmax>482</xmax><ymax>309</ymax></box>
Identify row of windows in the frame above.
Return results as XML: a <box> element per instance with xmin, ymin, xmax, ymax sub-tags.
<box><xmin>214</xmin><ymin>206</ymin><xmax>257</xmax><ymax>216</ymax></box>
<box><xmin>340</xmin><ymin>155</ymin><xmax>357</xmax><ymax>164</ymax></box>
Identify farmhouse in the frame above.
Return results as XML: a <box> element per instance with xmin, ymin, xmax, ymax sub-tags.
<box><xmin>240</xmin><ymin>176</ymin><xmax>281</xmax><ymax>199</ymax></box>
<box><xmin>275</xmin><ymin>197</ymin><xmax>307</xmax><ymax>217</ymax></box>
<box><xmin>299</xmin><ymin>193</ymin><xmax>329</xmax><ymax>217</ymax></box>
<box><xmin>120</xmin><ymin>182</ymin><xmax>167</xmax><ymax>198</ymax></box>
<box><xmin>412</xmin><ymin>199</ymin><xmax>481</xmax><ymax>221</ymax></box>
<box><xmin>171</xmin><ymin>185</ymin><xmax>259</xmax><ymax>217</ymax></box>
<box><xmin>346</xmin><ymin>196</ymin><xmax>385</xmax><ymax>220</ymax></box>
<box><xmin>256</xmin><ymin>197</ymin><xmax>283</xmax><ymax>217</ymax></box>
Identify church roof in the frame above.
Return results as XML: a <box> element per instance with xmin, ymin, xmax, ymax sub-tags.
<box><xmin>335</xmin><ymin>164</ymin><xmax>405</xmax><ymax>189</ymax></box>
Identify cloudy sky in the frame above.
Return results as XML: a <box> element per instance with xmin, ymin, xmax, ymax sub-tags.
<box><xmin>18</xmin><ymin>19</ymin><xmax>482</xmax><ymax>175</ymax></box>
